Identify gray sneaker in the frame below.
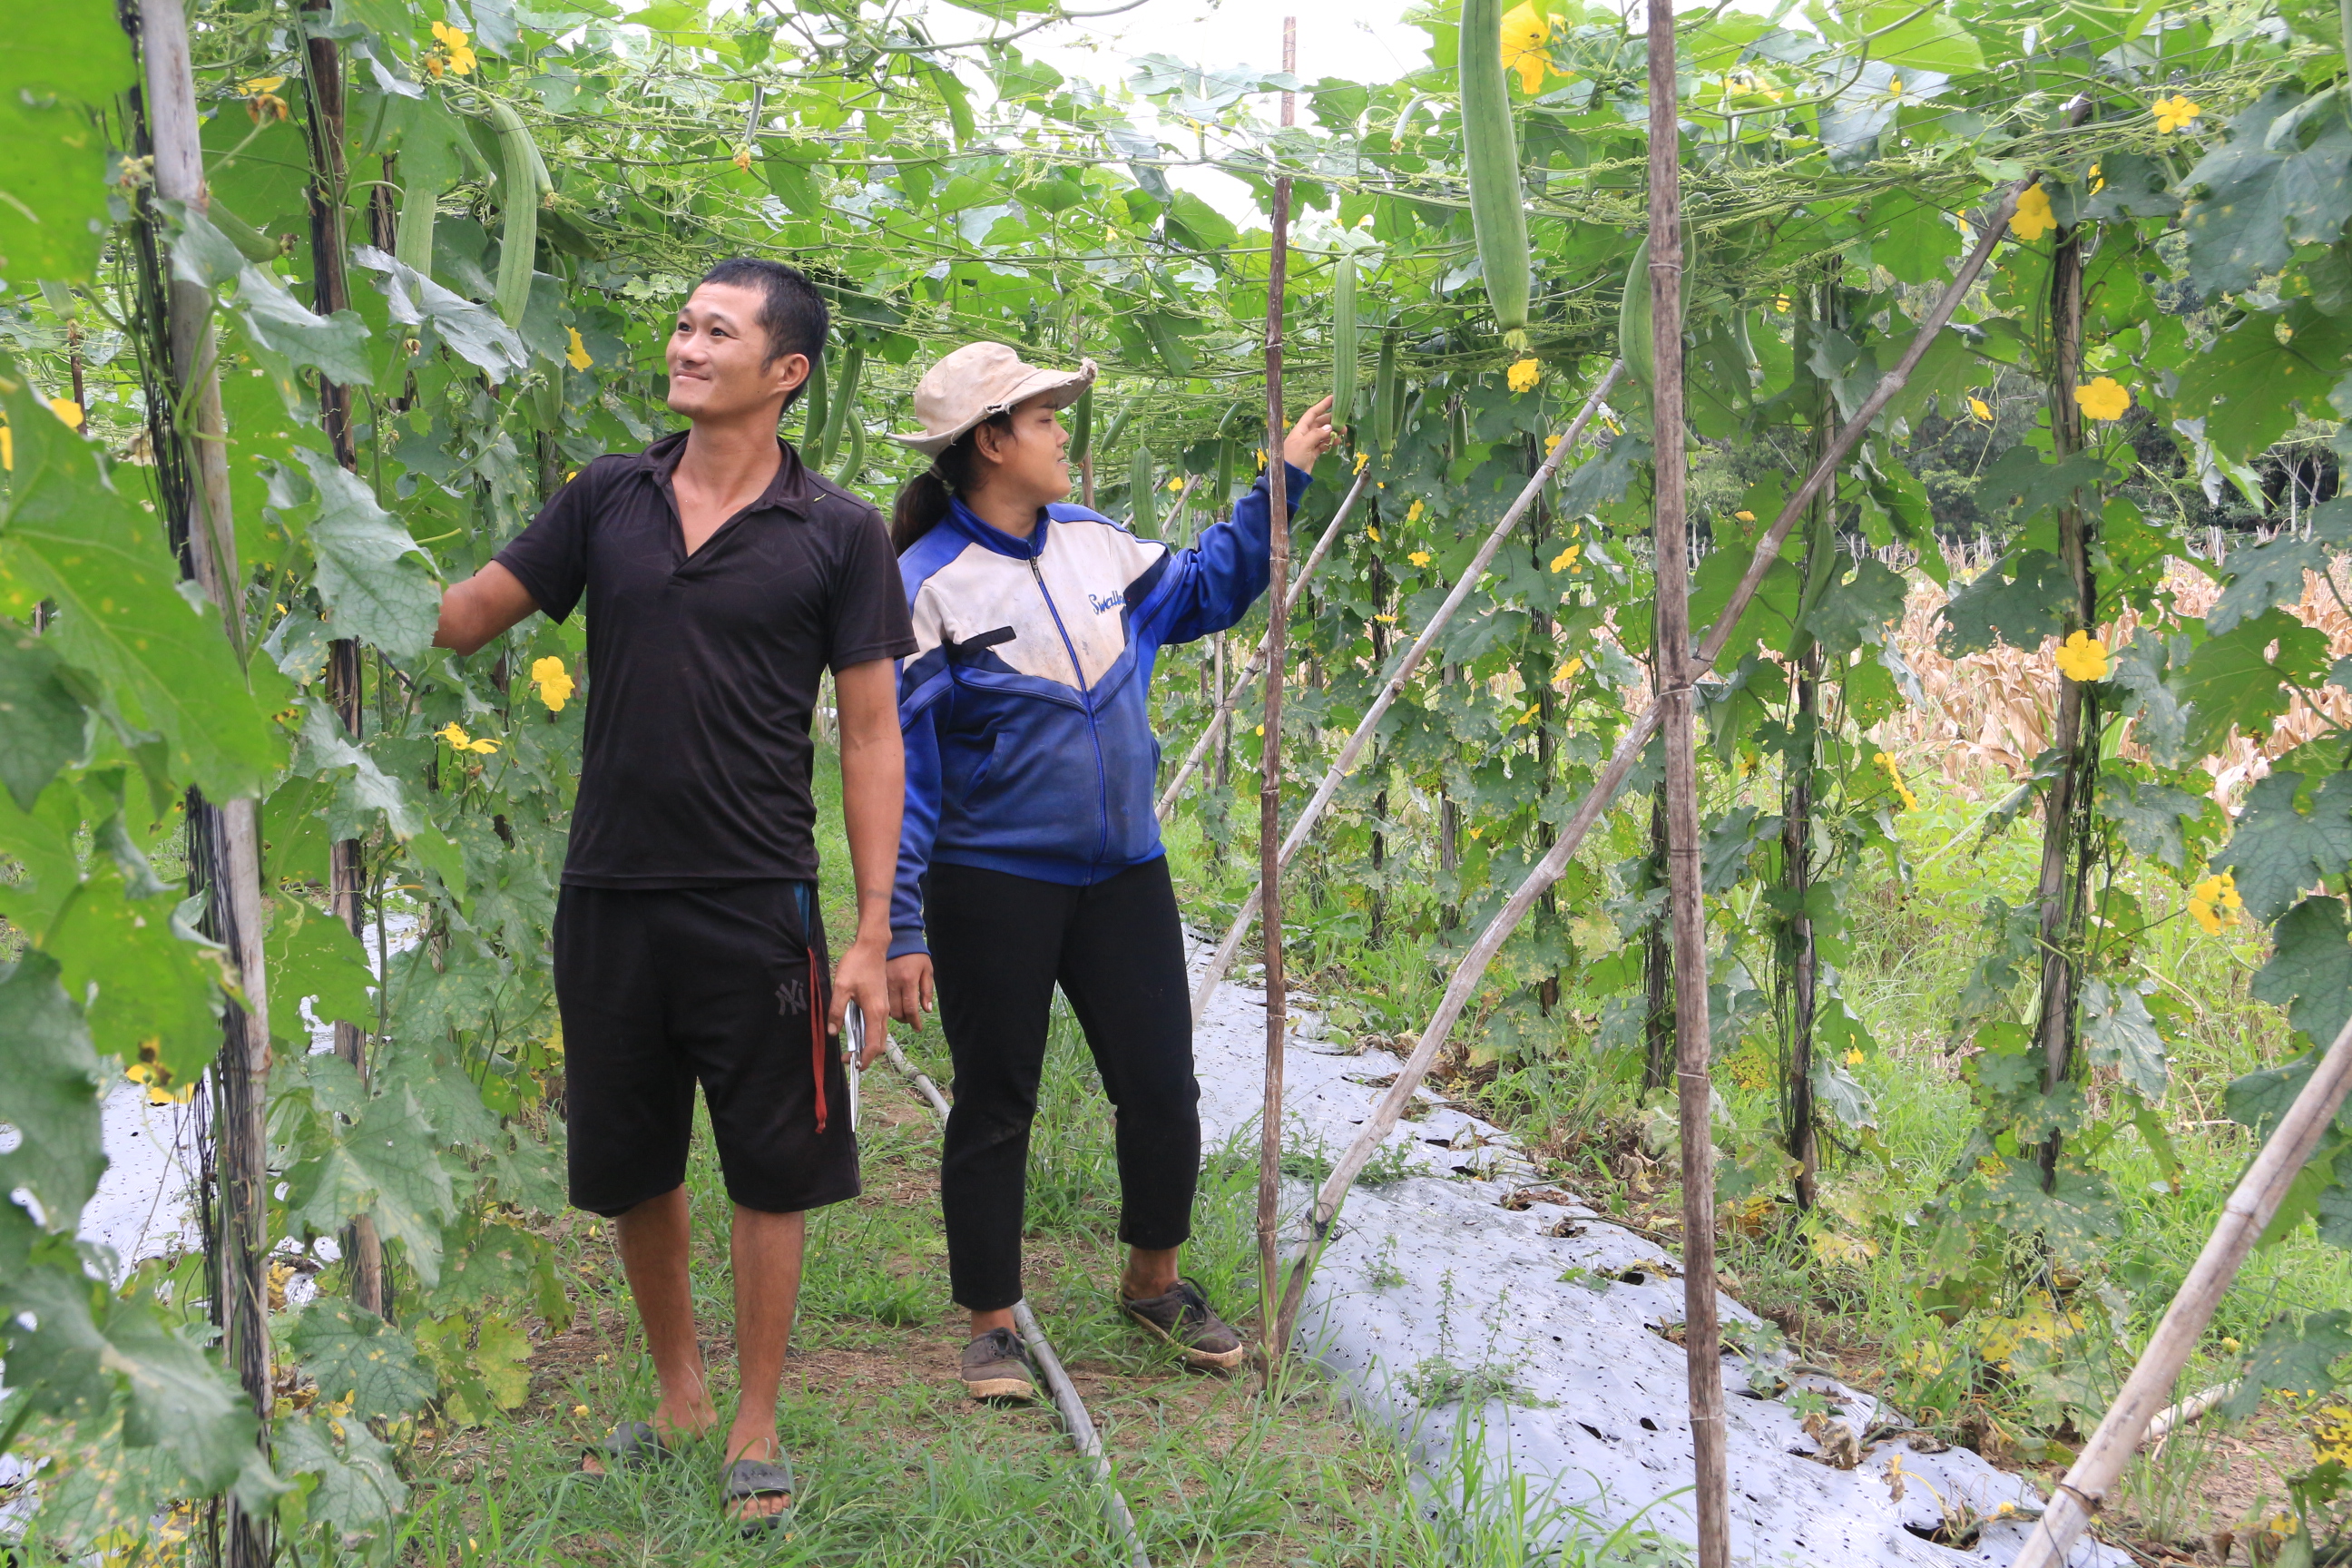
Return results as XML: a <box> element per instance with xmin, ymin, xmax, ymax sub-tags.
<box><xmin>959</xmin><ymin>1328</ymin><xmax>1039</xmax><ymax>1401</ymax></box>
<box><xmin>1119</xmin><ymin>1279</ymin><xmax>1246</xmax><ymax>1370</ymax></box>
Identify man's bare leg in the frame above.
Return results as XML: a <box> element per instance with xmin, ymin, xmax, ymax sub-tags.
<box><xmin>589</xmin><ymin>1185</ymin><xmax>718</xmax><ymax>1471</ymax></box>
<box><xmin>724</xmin><ymin>1205</ymin><xmax>806</xmax><ymax>1524</ymax></box>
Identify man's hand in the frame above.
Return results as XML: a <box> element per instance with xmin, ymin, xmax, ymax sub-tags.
<box><xmin>831</xmin><ymin>936</ymin><xmax>891</xmax><ymax>1068</ymax></box>
<box><xmin>887</xmin><ymin>953</ymin><xmax>934</xmax><ymax>1034</ymax></box>
<box><xmin>1282</xmin><ymin>395</ymin><xmax>1338</xmax><ymax>474</ymax></box>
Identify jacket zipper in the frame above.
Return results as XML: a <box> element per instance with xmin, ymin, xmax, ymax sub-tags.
<box><xmin>1029</xmin><ymin>554</ymin><xmax>1114</xmax><ymax>874</ymax></box>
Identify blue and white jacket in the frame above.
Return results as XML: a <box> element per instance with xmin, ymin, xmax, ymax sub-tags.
<box><xmin>889</xmin><ymin>465</ymin><xmax>1313</xmax><ymax>958</ymax></box>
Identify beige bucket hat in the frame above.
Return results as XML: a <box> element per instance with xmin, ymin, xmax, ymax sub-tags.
<box><xmin>890</xmin><ymin>341</ymin><xmax>1098</xmax><ymax>458</ymax></box>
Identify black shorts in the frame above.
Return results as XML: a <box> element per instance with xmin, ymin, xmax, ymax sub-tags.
<box><xmin>553</xmin><ymin>880</ymin><xmax>859</xmax><ymax>1218</ymax></box>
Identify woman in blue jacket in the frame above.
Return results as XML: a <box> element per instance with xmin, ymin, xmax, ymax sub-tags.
<box><xmin>882</xmin><ymin>340</ymin><xmax>1335</xmax><ymax>1399</ymax></box>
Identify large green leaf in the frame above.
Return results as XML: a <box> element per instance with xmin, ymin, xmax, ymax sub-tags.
<box><xmin>2176</xmin><ymin>608</ymin><xmax>2332</xmax><ymax>760</ymax></box>
<box><xmin>0</xmin><ymin>950</ymin><xmax>107</xmax><ymax>1227</ymax></box>
<box><xmin>2079</xmin><ymin>977</ymin><xmax>2168</xmax><ymax>1102</ymax></box>
<box><xmin>2171</xmin><ymin>303</ymin><xmax>2352</xmax><ymax>465</ymax></box>
<box><xmin>2212</xmin><ymin>771</ymin><xmax>2352</xmax><ymax>922</ymax></box>
<box><xmin>2221</xmin><ymin>1309</ymin><xmax>2352</xmax><ymax>1418</ymax></box>
<box><xmin>2208</xmin><ymin>534</ymin><xmax>2329</xmax><ymax>636</ymax></box>
<box><xmin>0</xmin><ymin>10</ymin><xmax>134</xmax><ymax>284</ymax></box>
<box><xmin>1804</xmin><ymin>555</ymin><xmax>1907</xmax><ymax>658</ymax></box>
<box><xmin>0</xmin><ymin>622</ymin><xmax>92</xmax><ymax>808</ymax></box>
<box><xmin>2106</xmin><ymin>779</ymin><xmax>2209</xmax><ymax>870</ymax></box>
<box><xmin>0</xmin><ymin>359</ymin><xmax>283</xmax><ymax>799</ymax></box>
<box><xmin>284</xmin><ymin>1298</ymin><xmax>436</xmax><ymax>1419</ymax></box>
<box><xmin>2251</xmin><ymin>896</ymin><xmax>2352</xmax><ymax>1051</ymax></box>
<box><xmin>43</xmin><ymin>865</ymin><xmax>225</xmax><ymax>1089</ymax></box>
<box><xmin>287</xmin><ymin>1084</ymin><xmax>457</xmax><ymax>1285</ymax></box>
<box><xmin>267</xmin><ymin>895</ymin><xmax>377</xmax><ymax>1035</ymax></box>
<box><xmin>289</xmin><ymin>450</ymin><xmax>442</xmax><ymax>658</ymax></box>
<box><xmin>278</xmin><ymin>1412</ymin><xmax>409</xmax><ymax>1543</ymax></box>
<box><xmin>1937</xmin><ymin>549</ymin><xmax>2073</xmax><ymax>655</ymax></box>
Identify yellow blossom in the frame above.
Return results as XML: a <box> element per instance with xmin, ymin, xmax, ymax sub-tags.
<box><xmin>565</xmin><ymin>326</ymin><xmax>593</xmax><ymax>371</ymax></box>
<box><xmin>1733</xmin><ymin>510</ymin><xmax>1755</xmax><ymax>522</ymax></box>
<box><xmin>1406</xmin><ymin>499</ymin><xmax>1425</xmax><ymax>524</ymax></box>
<box><xmin>2188</xmin><ymin>872</ymin><xmax>2241</xmax><ymax>935</ymax></box>
<box><xmin>1506</xmin><ymin>357</ymin><xmax>1542</xmax><ymax>395</ymax></box>
<box><xmin>1515</xmin><ymin>706</ymin><xmax>1539</xmax><ymax>726</ymax></box>
<box><xmin>238</xmin><ymin>75</ymin><xmax>285</xmax><ymax>94</ymax></box>
<box><xmin>1353</xmin><ymin>450</ymin><xmax>1370</xmax><ymax>474</ymax></box>
<box><xmin>1845</xmin><ymin>1049</ymin><xmax>1865</xmax><ymax>1065</ymax></box>
<box><xmin>1255</xmin><ymin>447</ymin><xmax>1268</xmax><ymax>468</ymax></box>
<box><xmin>1365</xmin><ymin>525</ymin><xmax>1380</xmax><ymax>542</ymax></box>
<box><xmin>1968</xmin><ymin>396</ymin><xmax>1993</xmax><ymax>421</ymax></box>
<box><xmin>573</xmin><ymin>1404</ymin><xmax>591</xmax><ymax>1417</ymax></box>
<box><xmin>1544</xmin><ymin>432</ymin><xmax>1562</xmax><ymax>454</ymax></box>
<box><xmin>733</xmin><ymin>146</ymin><xmax>753</xmax><ymax>173</ymax></box>
<box><xmin>1375</xmin><ymin>612</ymin><xmax>1396</xmax><ymax>623</ymax></box>
<box><xmin>1500</xmin><ymin>2</ymin><xmax>1550</xmax><ymax>93</ymax></box>
<box><xmin>2</xmin><ymin>425</ymin><xmax>14</xmax><ymax>472</ymax></box>
<box><xmin>431</xmin><ymin>21</ymin><xmax>478</xmax><ymax>74</ymax></box>
<box><xmin>2152</xmin><ymin>93</ymin><xmax>2201</xmax><ymax>133</ymax></box>
<box><xmin>2010</xmin><ymin>182</ymin><xmax>2055</xmax><ymax>242</ymax></box>
<box><xmin>1408</xmin><ymin>550</ymin><xmax>1432</xmax><ymax>568</ymax></box>
<box><xmin>437</xmin><ymin>721</ymin><xmax>500</xmax><ymax>755</ymax></box>
<box><xmin>1548</xmin><ymin>544</ymin><xmax>1581</xmax><ymax>573</ymax></box>
<box><xmin>1166</xmin><ymin>475</ymin><xmax>1185</xmax><ymax>492</ymax></box>
<box><xmin>48</xmin><ymin>397</ymin><xmax>83</xmax><ymax>428</ymax></box>
<box><xmin>1873</xmin><ymin>751</ymin><xmax>1918</xmax><ymax>811</ymax></box>
<box><xmin>247</xmin><ymin>89</ymin><xmax>289</xmax><ymax>123</ymax></box>
<box><xmin>2075</xmin><ymin>377</ymin><xmax>2131</xmax><ymax>421</ymax></box>
<box><xmin>1553</xmin><ymin>657</ymin><xmax>1583</xmax><ymax>682</ymax></box>
<box><xmin>1467</xmin><ymin>824</ymin><xmax>1484</xmax><ymax>838</ymax></box>
<box><xmin>2054</xmin><ymin>629</ymin><xmax>2110</xmax><ymax>682</ymax></box>
<box><xmin>531</xmin><ymin>655</ymin><xmax>575</xmax><ymax>712</ymax></box>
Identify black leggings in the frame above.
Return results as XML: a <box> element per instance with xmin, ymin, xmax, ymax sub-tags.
<box><xmin>926</xmin><ymin>857</ymin><xmax>1200</xmax><ymax>1312</ymax></box>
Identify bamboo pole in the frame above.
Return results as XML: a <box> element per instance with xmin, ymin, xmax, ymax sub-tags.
<box><xmin>299</xmin><ymin>2</ymin><xmax>387</xmax><ymax>1321</ymax></box>
<box><xmin>1255</xmin><ymin>14</ymin><xmax>1298</xmax><ymax>1367</ymax></box>
<box><xmin>1155</xmin><ymin>466</ymin><xmax>1372</xmax><ymax>820</ymax></box>
<box><xmin>137</xmin><ymin>4</ymin><xmax>275</xmax><ymax>1563</ymax></box>
<box><xmin>1642</xmin><ymin>0</ymin><xmax>1730</xmax><ymax>1554</ymax></box>
<box><xmin>1270</xmin><ymin>99</ymin><xmax>2092</xmax><ymax>1345</ymax></box>
<box><xmin>1190</xmin><ymin>367</ymin><xmax>1624</xmax><ymax>1025</ymax></box>
<box><xmin>882</xmin><ymin>1043</ymin><xmax>1151</xmax><ymax>1568</ymax></box>
<box><xmin>2013</xmin><ymin>1015</ymin><xmax>2352</xmax><ymax>1568</ymax></box>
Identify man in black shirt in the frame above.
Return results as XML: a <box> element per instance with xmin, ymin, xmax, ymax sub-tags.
<box><xmin>434</xmin><ymin>259</ymin><xmax>912</xmax><ymax>1532</ymax></box>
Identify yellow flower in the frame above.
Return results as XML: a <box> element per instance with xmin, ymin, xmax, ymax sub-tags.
<box><xmin>1506</xmin><ymin>357</ymin><xmax>1542</xmax><ymax>395</ymax></box>
<box><xmin>1255</xmin><ymin>447</ymin><xmax>1268</xmax><ymax>468</ymax></box>
<box><xmin>1548</xmin><ymin>544</ymin><xmax>1581</xmax><ymax>573</ymax></box>
<box><xmin>733</xmin><ymin>146</ymin><xmax>753</xmax><ymax>173</ymax></box>
<box><xmin>2074</xmin><ymin>377</ymin><xmax>2131</xmax><ymax>422</ymax></box>
<box><xmin>431</xmin><ymin>21</ymin><xmax>478</xmax><ymax>74</ymax></box>
<box><xmin>565</xmin><ymin>326</ymin><xmax>593</xmax><ymax>372</ymax></box>
<box><xmin>1514</xmin><ymin>706</ymin><xmax>1539</xmax><ymax>726</ymax></box>
<box><xmin>246</xmin><ymin>88</ymin><xmax>289</xmax><ymax>123</ymax></box>
<box><xmin>1772</xmin><ymin>294</ymin><xmax>1791</xmax><ymax>313</ymax></box>
<box><xmin>1500</xmin><ymin>2</ymin><xmax>1550</xmax><ymax>93</ymax></box>
<box><xmin>531</xmin><ymin>655</ymin><xmax>575</xmax><ymax>712</ymax></box>
<box><xmin>1544</xmin><ymin>432</ymin><xmax>1563</xmax><ymax>454</ymax></box>
<box><xmin>1845</xmin><ymin>1049</ymin><xmax>1865</xmax><ymax>1065</ymax></box>
<box><xmin>573</xmin><ymin>1404</ymin><xmax>590</xmax><ymax>1417</ymax></box>
<box><xmin>238</xmin><ymin>75</ymin><xmax>285</xmax><ymax>94</ymax></box>
<box><xmin>2054</xmin><ymin>629</ymin><xmax>2109</xmax><ymax>682</ymax></box>
<box><xmin>1872</xmin><ymin>751</ymin><xmax>1918</xmax><ymax>811</ymax></box>
<box><xmin>1733</xmin><ymin>510</ymin><xmax>1755</xmax><ymax>522</ymax></box>
<box><xmin>1365</xmin><ymin>525</ymin><xmax>1380</xmax><ymax>542</ymax></box>
<box><xmin>1375</xmin><ymin>612</ymin><xmax>1396</xmax><ymax>623</ymax></box>
<box><xmin>1968</xmin><ymin>396</ymin><xmax>1993</xmax><ymax>421</ymax></box>
<box><xmin>1166</xmin><ymin>475</ymin><xmax>1185</xmax><ymax>492</ymax></box>
<box><xmin>1408</xmin><ymin>550</ymin><xmax>1432</xmax><ymax>568</ymax></box>
<box><xmin>2189</xmin><ymin>872</ymin><xmax>2240</xmax><ymax>935</ymax></box>
<box><xmin>2</xmin><ymin>424</ymin><xmax>13</xmax><ymax>472</ymax></box>
<box><xmin>1466</xmin><ymin>824</ymin><xmax>1484</xmax><ymax>838</ymax></box>
<box><xmin>48</xmin><ymin>397</ymin><xmax>83</xmax><ymax>428</ymax></box>
<box><xmin>2153</xmin><ymin>94</ymin><xmax>2201</xmax><ymax>133</ymax></box>
<box><xmin>437</xmin><ymin>721</ymin><xmax>500</xmax><ymax>755</ymax></box>
<box><xmin>1553</xmin><ymin>657</ymin><xmax>1583</xmax><ymax>683</ymax></box>
<box><xmin>1353</xmin><ymin>450</ymin><xmax>1370</xmax><ymax>474</ymax></box>
<box><xmin>2010</xmin><ymin>182</ymin><xmax>2054</xmax><ymax>242</ymax></box>
<box><xmin>1406</xmin><ymin>499</ymin><xmax>1425</xmax><ymax>524</ymax></box>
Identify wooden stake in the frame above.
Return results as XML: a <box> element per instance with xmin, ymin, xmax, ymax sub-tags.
<box><xmin>1255</xmin><ymin>14</ymin><xmax>1298</xmax><ymax>1365</ymax></box>
<box><xmin>1155</xmin><ymin>466</ymin><xmax>1371</xmax><ymax>819</ymax></box>
<box><xmin>1270</xmin><ymin>97</ymin><xmax>2094</xmax><ymax>1355</ymax></box>
<box><xmin>1191</xmin><ymin>369</ymin><xmax>1623</xmax><ymax>1024</ymax></box>
<box><xmin>136</xmin><ymin>3</ymin><xmax>275</xmax><ymax>1561</ymax></box>
<box><xmin>1642</xmin><ymin>1</ymin><xmax>1730</xmax><ymax>1556</ymax></box>
<box><xmin>2013</xmin><ymin>1014</ymin><xmax>2352</xmax><ymax>1568</ymax></box>
<box><xmin>299</xmin><ymin>2</ymin><xmax>387</xmax><ymax>1322</ymax></box>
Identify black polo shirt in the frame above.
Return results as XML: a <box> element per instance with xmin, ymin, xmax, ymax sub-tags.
<box><xmin>495</xmin><ymin>432</ymin><xmax>915</xmax><ymax>887</ymax></box>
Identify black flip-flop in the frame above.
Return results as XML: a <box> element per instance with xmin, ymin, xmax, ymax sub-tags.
<box><xmin>582</xmin><ymin>1419</ymin><xmax>670</xmax><ymax>1476</ymax></box>
<box><xmin>723</xmin><ymin>1454</ymin><xmax>797</xmax><ymax>1538</ymax></box>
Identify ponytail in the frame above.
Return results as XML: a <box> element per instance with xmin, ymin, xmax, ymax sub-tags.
<box><xmin>888</xmin><ymin>411</ymin><xmax>1014</xmax><ymax>555</ymax></box>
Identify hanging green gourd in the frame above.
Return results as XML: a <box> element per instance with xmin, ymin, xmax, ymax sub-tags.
<box><xmin>1332</xmin><ymin>251</ymin><xmax>1359</xmax><ymax>432</ymax></box>
<box><xmin>1099</xmin><ymin>403</ymin><xmax>1136</xmax><ymax>457</ymax></box>
<box><xmin>834</xmin><ymin>414</ymin><xmax>866</xmax><ymax>488</ymax></box>
<box><xmin>1458</xmin><ymin>0</ymin><xmax>1532</xmax><ymax>350</ymax></box>
<box><xmin>486</xmin><ymin>99</ymin><xmax>551</xmax><ymax>328</ymax></box>
<box><xmin>1617</xmin><ymin>230</ymin><xmax>1695</xmax><ymax>391</ymax></box>
<box><xmin>1130</xmin><ymin>446</ymin><xmax>1158</xmax><ymax>536</ymax></box>
<box><xmin>800</xmin><ymin>348</ymin><xmax>829</xmax><ymax>453</ymax></box>
<box><xmin>395</xmin><ymin>174</ymin><xmax>439</xmax><ymax>276</ymax></box>
<box><xmin>1068</xmin><ymin>383</ymin><xmax>1094</xmax><ymax>466</ymax></box>
<box><xmin>1216</xmin><ymin>436</ymin><xmax>1235</xmax><ymax>505</ymax></box>
<box><xmin>819</xmin><ymin>340</ymin><xmax>864</xmax><ymax>470</ymax></box>
<box><xmin>1371</xmin><ymin>321</ymin><xmax>1398</xmax><ymax>456</ymax></box>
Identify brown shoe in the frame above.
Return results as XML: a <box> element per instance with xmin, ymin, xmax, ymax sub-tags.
<box><xmin>959</xmin><ymin>1327</ymin><xmax>1039</xmax><ymax>1401</ymax></box>
<box><xmin>1119</xmin><ymin>1279</ymin><xmax>1246</xmax><ymax>1370</ymax></box>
